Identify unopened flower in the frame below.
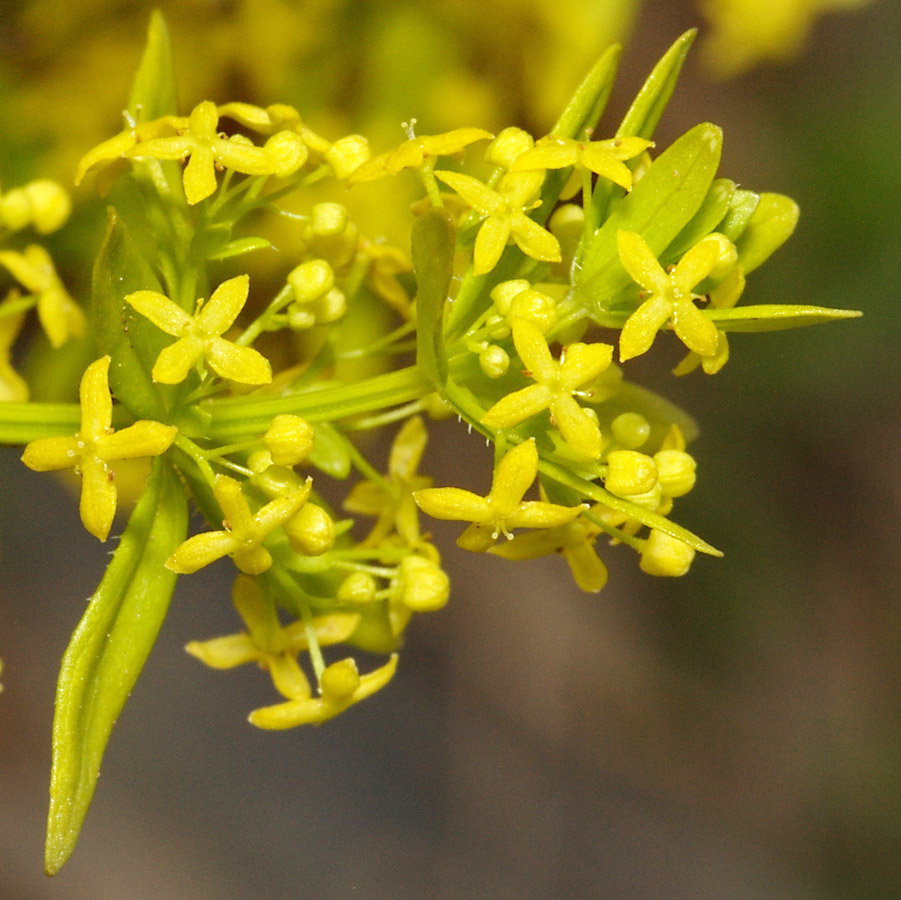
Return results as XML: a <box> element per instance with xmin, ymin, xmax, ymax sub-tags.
<box><xmin>20</xmin><ymin>356</ymin><xmax>177</xmax><ymax>540</ymax></box>
<box><xmin>125</xmin><ymin>275</ymin><xmax>272</xmax><ymax>385</ymax></box>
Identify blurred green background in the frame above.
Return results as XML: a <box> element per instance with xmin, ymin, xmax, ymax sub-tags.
<box><xmin>0</xmin><ymin>1</ymin><xmax>897</xmax><ymax>897</ymax></box>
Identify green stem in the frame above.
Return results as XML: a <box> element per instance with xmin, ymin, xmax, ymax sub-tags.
<box><xmin>0</xmin><ymin>402</ymin><xmax>82</xmax><ymax>444</ymax></box>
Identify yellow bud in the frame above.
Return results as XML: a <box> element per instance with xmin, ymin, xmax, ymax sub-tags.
<box><xmin>338</xmin><ymin>572</ymin><xmax>379</xmax><ymax>605</ymax></box>
<box><xmin>479</xmin><ymin>344</ymin><xmax>510</xmax><ymax>378</ymax></box>
<box><xmin>639</xmin><ymin>529</ymin><xmax>695</xmax><ymax>577</ymax></box>
<box><xmin>490</xmin><ymin>279</ymin><xmax>530</xmax><ymax>315</ymax></box>
<box><xmin>314</xmin><ymin>287</ymin><xmax>347</xmax><ymax>324</ymax></box>
<box><xmin>326</xmin><ymin>135</ymin><xmax>370</xmax><ymax>180</ymax></box>
<box><xmin>319</xmin><ymin>658</ymin><xmax>361</xmax><ymax>701</ymax></box>
<box><xmin>508</xmin><ymin>288</ymin><xmax>557</xmax><ymax>333</ymax></box>
<box><xmin>287</xmin><ymin>305</ymin><xmax>317</xmax><ymax>330</ymax></box>
<box><xmin>705</xmin><ymin>232</ymin><xmax>738</xmax><ymax>278</ymax></box>
<box><xmin>548</xmin><ymin>203</ymin><xmax>584</xmax><ymax>243</ymax></box>
<box><xmin>285</xmin><ymin>503</ymin><xmax>336</xmax><ymax>555</ymax></box>
<box><xmin>611</xmin><ymin>412</ymin><xmax>650</xmax><ymax>449</ymax></box>
<box><xmin>23</xmin><ymin>180</ymin><xmax>71</xmax><ymax>233</ymax></box>
<box><xmin>604</xmin><ymin>450</ymin><xmax>658</xmax><ymax>496</ymax></box>
<box><xmin>398</xmin><ymin>555</ymin><xmax>450</xmax><ymax>612</ymax></box>
<box><xmin>484</xmin><ymin>127</ymin><xmax>534</xmax><ymax>169</ymax></box>
<box><xmin>264</xmin><ymin>414</ymin><xmax>315</xmax><ymax>466</ymax></box>
<box><xmin>653</xmin><ymin>449</ymin><xmax>697</xmax><ymax>498</ymax></box>
<box><xmin>308</xmin><ymin>202</ymin><xmax>349</xmax><ymax>237</ymax></box>
<box><xmin>288</xmin><ymin>259</ymin><xmax>334</xmax><ymax>303</ymax></box>
<box><xmin>0</xmin><ymin>190</ymin><xmax>30</xmax><ymax>230</ymax></box>
<box><xmin>247</xmin><ymin>449</ymin><xmax>273</xmax><ymax>473</ymax></box>
<box><xmin>263</xmin><ymin>130</ymin><xmax>308</xmax><ymax>177</ymax></box>
<box><xmin>486</xmin><ymin>313</ymin><xmax>511</xmax><ymax>341</ymax></box>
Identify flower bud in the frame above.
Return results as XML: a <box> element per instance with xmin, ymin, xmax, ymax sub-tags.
<box><xmin>308</xmin><ymin>202</ymin><xmax>349</xmax><ymax>237</ymax></box>
<box><xmin>484</xmin><ymin>127</ymin><xmax>534</xmax><ymax>169</ymax></box>
<box><xmin>250</xmin><ymin>462</ymin><xmax>304</xmax><ymax>499</ymax></box>
<box><xmin>508</xmin><ymin>288</ymin><xmax>557</xmax><ymax>333</ymax></box>
<box><xmin>653</xmin><ymin>449</ymin><xmax>696</xmax><ymax>498</ymax></box>
<box><xmin>0</xmin><ymin>190</ymin><xmax>30</xmax><ymax>231</ymax></box>
<box><xmin>611</xmin><ymin>412</ymin><xmax>650</xmax><ymax>449</ymax></box>
<box><xmin>263</xmin><ymin>130</ymin><xmax>308</xmax><ymax>177</ymax></box>
<box><xmin>639</xmin><ymin>529</ymin><xmax>695</xmax><ymax>577</ymax></box>
<box><xmin>319</xmin><ymin>658</ymin><xmax>360</xmax><ymax>701</ymax></box>
<box><xmin>290</xmin><ymin>260</ymin><xmax>334</xmax><ymax>304</ymax></box>
<box><xmin>285</xmin><ymin>503</ymin><xmax>336</xmax><ymax>555</ymax></box>
<box><xmin>479</xmin><ymin>344</ymin><xmax>509</xmax><ymax>378</ymax></box>
<box><xmin>604</xmin><ymin>450</ymin><xmax>658</xmax><ymax>496</ymax></box>
<box><xmin>326</xmin><ymin>135</ymin><xmax>370</xmax><ymax>180</ymax></box>
<box><xmin>398</xmin><ymin>555</ymin><xmax>450</xmax><ymax>612</ymax></box>
<box><xmin>264</xmin><ymin>414</ymin><xmax>315</xmax><ymax>466</ymax></box>
<box><xmin>490</xmin><ymin>279</ymin><xmax>530</xmax><ymax>316</ymax></box>
<box><xmin>338</xmin><ymin>572</ymin><xmax>379</xmax><ymax>605</ymax></box>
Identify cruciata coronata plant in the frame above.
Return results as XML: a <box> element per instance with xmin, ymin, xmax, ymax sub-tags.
<box><xmin>0</xmin><ymin>13</ymin><xmax>860</xmax><ymax>875</ymax></box>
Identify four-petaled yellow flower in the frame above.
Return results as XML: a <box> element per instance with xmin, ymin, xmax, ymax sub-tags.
<box><xmin>126</xmin><ymin>274</ymin><xmax>272</xmax><ymax>385</ymax></box>
<box><xmin>249</xmin><ymin>654</ymin><xmax>399</xmax><ymax>729</ymax></box>
<box><xmin>20</xmin><ymin>356</ymin><xmax>177</xmax><ymax>540</ymax></box>
<box><xmin>488</xmin><ymin>502</ymin><xmax>608</xmax><ymax>593</ymax></box>
<box><xmin>616</xmin><ymin>230</ymin><xmax>728</xmax><ymax>362</ymax></box>
<box><xmin>166</xmin><ymin>474</ymin><xmax>311</xmax><ymax>575</ymax></box>
<box><xmin>185</xmin><ymin>575</ymin><xmax>360</xmax><ymax>704</ymax></box>
<box><xmin>414</xmin><ymin>438</ymin><xmax>584</xmax><ymax>552</ymax></box>
<box><xmin>125</xmin><ymin>101</ymin><xmax>305</xmax><ymax>204</ymax></box>
<box><xmin>435</xmin><ymin>169</ymin><xmax>561</xmax><ymax>274</ymax></box>
<box><xmin>481</xmin><ymin>317</ymin><xmax>613</xmax><ymax>458</ymax></box>
<box><xmin>0</xmin><ymin>244</ymin><xmax>84</xmax><ymax>348</ymax></box>
<box><xmin>512</xmin><ymin>134</ymin><xmax>653</xmax><ymax>191</ymax></box>
<box><xmin>344</xmin><ymin>415</ymin><xmax>432</xmax><ymax>547</ymax></box>
<box><xmin>349</xmin><ymin>127</ymin><xmax>493</xmax><ymax>183</ymax></box>
<box><xmin>673</xmin><ymin>265</ymin><xmax>746</xmax><ymax>375</ymax></box>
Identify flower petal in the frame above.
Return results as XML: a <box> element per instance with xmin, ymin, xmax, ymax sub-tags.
<box><xmin>616</xmin><ymin>230</ymin><xmax>669</xmax><ymax>294</ymax></box>
<box><xmin>413</xmin><ymin>487</ymin><xmax>491</xmax><ymax>523</ymax></box>
<box><xmin>489</xmin><ymin>439</ymin><xmax>538</xmax><ymax>515</ymax></box>
<box><xmin>198</xmin><ymin>275</ymin><xmax>250</xmax><ymax>335</ymax></box>
<box><xmin>79</xmin><ymin>456</ymin><xmax>116</xmax><ymax>541</ymax></box>
<box><xmin>206</xmin><ymin>338</ymin><xmax>272</xmax><ymax>385</ymax></box>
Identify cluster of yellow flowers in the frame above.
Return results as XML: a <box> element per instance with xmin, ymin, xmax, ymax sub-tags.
<box><xmin>0</xmin><ymin>19</ymin><xmax>860</xmax><ymax>873</ymax></box>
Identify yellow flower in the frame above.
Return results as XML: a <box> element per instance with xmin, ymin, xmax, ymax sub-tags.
<box><xmin>414</xmin><ymin>438</ymin><xmax>584</xmax><ymax>552</ymax></box>
<box><xmin>248</xmin><ymin>654</ymin><xmax>398</xmax><ymax>729</ymax></box>
<box><xmin>0</xmin><ymin>244</ymin><xmax>84</xmax><ymax>347</ymax></box>
<box><xmin>348</xmin><ymin>126</ymin><xmax>493</xmax><ymax>183</ymax></box>
<box><xmin>0</xmin><ymin>293</ymin><xmax>29</xmax><ymax>402</ymax></box>
<box><xmin>344</xmin><ymin>415</ymin><xmax>432</xmax><ymax>548</ymax></box>
<box><xmin>639</xmin><ymin>528</ymin><xmax>695</xmax><ymax>577</ymax></box>
<box><xmin>512</xmin><ymin>134</ymin><xmax>653</xmax><ymax>191</ymax></box>
<box><xmin>125</xmin><ymin>275</ymin><xmax>272</xmax><ymax>385</ymax></box>
<box><xmin>488</xmin><ymin>508</ymin><xmax>608</xmax><ymax>593</ymax></box>
<box><xmin>125</xmin><ymin>101</ymin><xmax>305</xmax><ymax>204</ymax></box>
<box><xmin>74</xmin><ymin>116</ymin><xmax>185</xmax><ymax>186</ymax></box>
<box><xmin>185</xmin><ymin>574</ymin><xmax>359</xmax><ymax>701</ymax></box>
<box><xmin>166</xmin><ymin>474</ymin><xmax>311</xmax><ymax>575</ymax></box>
<box><xmin>20</xmin><ymin>356</ymin><xmax>177</xmax><ymax>540</ymax></box>
<box><xmin>673</xmin><ymin>266</ymin><xmax>746</xmax><ymax>375</ymax></box>
<box><xmin>435</xmin><ymin>169</ymin><xmax>561</xmax><ymax>274</ymax></box>
<box><xmin>481</xmin><ymin>317</ymin><xmax>613</xmax><ymax>458</ymax></box>
<box><xmin>0</xmin><ymin>179</ymin><xmax>71</xmax><ymax>234</ymax></box>
<box><xmin>616</xmin><ymin>230</ymin><xmax>728</xmax><ymax>362</ymax></box>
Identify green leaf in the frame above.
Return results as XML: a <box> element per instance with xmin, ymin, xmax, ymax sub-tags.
<box><xmin>127</xmin><ymin>10</ymin><xmax>178</xmax><ymax>123</ymax></box>
<box><xmin>309</xmin><ymin>422</ymin><xmax>352</xmax><ymax>479</ymax></box>
<box><xmin>538</xmin><ymin>458</ymin><xmax>722</xmax><ymax>557</ymax></box>
<box><xmin>706</xmin><ymin>304</ymin><xmax>862</xmax><ymax>331</ymax></box>
<box><xmin>205</xmin><ymin>236</ymin><xmax>273</xmax><ymax>261</ymax></box>
<box><xmin>91</xmin><ymin>208</ymin><xmax>171</xmax><ymax>421</ymax></box>
<box><xmin>717</xmin><ymin>188</ymin><xmax>759</xmax><ymax>242</ymax></box>
<box><xmin>617</xmin><ymin>30</ymin><xmax>697</xmax><ymax>141</ymax></box>
<box><xmin>577</xmin><ymin>123</ymin><xmax>722</xmax><ymax>305</ymax></box>
<box><xmin>412</xmin><ymin>208</ymin><xmax>455</xmax><ymax>393</ymax></box>
<box><xmin>591</xmin><ymin>30</ymin><xmax>697</xmax><ymax>219</ymax></box>
<box><xmin>664</xmin><ymin>178</ymin><xmax>735</xmax><ymax>261</ymax></box>
<box><xmin>552</xmin><ymin>42</ymin><xmax>622</xmax><ymax>139</ymax></box>
<box><xmin>45</xmin><ymin>460</ymin><xmax>188</xmax><ymax>875</ymax></box>
<box><xmin>735</xmin><ymin>193</ymin><xmax>799</xmax><ymax>273</ymax></box>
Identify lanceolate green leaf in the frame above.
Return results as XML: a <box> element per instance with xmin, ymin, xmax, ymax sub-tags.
<box><xmin>412</xmin><ymin>208</ymin><xmax>455</xmax><ymax>393</ymax></box>
<box><xmin>127</xmin><ymin>9</ymin><xmax>178</xmax><ymax>122</ymax></box>
<box><xmin>664</xmin><ymin>178</ymin><xmax>736</xmax><ymax>261</ymax></box>
<box><xmin>45</xmin><ymin>460</ymin><xmax>188</xmax><ymax>875</ymax></box>
<box><xmin>577</xmin><ymin>123</ymin><xmax>722</xmax><ymax>305</ymax></box>
<box><xmin>717</xmin><ymin>188</ymin><xmax>760</xmax><ymax>242</ymax></box>
<box><xmin>551</xmin><ymin>42</ymin><xmax>622</xmax><ymax>139</ymax></box>
<box><xmin>706</xmin><ymin>304</ymin><xmax>862</xmax><ymax>330</ymax></box>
